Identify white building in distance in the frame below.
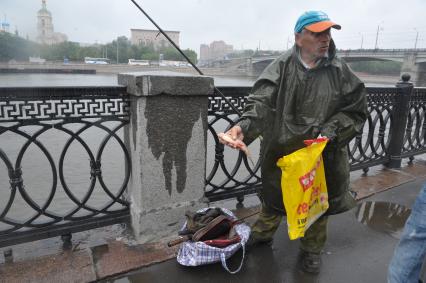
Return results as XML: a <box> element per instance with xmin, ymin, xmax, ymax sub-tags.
<box><xmin>130</xmin><ymin>29</ymin><xmax>179</xmax><ymax>50</ymax></box>
<box><xmin>36</xmin><ymin>0</ymin><xmax>67</xmax><ymax>45</ymax></box>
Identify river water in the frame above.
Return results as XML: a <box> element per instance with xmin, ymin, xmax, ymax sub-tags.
<box><xmin>0</xmin><ymin>73</ymin><xmax>255</xmax><ymax>87</ymax></box>
<box><xmin>0</xmin><ymin>73</ymin><xmax>393</xmax><ymax>87</ymax></box>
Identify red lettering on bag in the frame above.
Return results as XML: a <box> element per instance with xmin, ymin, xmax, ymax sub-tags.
<box><xmin>298</xmin><ymin>158</ymin><xmax>322</xmax><ymax>191</ymax></box>
<box><xmin>312</xmin><ymin>185</ymin><xmax>320</xmax><ymax>197</ymax></box>
<box><xmin>297</xmin><ymin>202</ymin><xmax>308</xmax><ymax>214</ymax></box>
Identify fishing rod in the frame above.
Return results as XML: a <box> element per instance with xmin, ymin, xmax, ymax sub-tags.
<box><xmin>129</xmin><ymin>0</ymin><xmax>243</xmax><ymax>116</ymax></box>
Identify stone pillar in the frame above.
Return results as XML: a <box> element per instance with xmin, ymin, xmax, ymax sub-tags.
<box><xmin>118</xmin><ymin>71</ymin><xmax>214</xmax><ymax>243</ymax></box>
<box><xmin>400</xmin><ymin>53</ymin><xmax>426</xmax><ymax>86</ymax></box>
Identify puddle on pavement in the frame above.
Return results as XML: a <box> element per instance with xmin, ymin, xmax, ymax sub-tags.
<box><xmin>355</xmin><ymin>201</ymin><xmax>411</xmax><ymax>239</ymax></box>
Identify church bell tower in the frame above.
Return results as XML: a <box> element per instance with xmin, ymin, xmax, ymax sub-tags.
<box><xmin>36</xmin><ymin>0</ymin><xmax>54</xmax><ymax>44</ymax></box>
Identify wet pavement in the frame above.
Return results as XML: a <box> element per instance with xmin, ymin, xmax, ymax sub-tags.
<box><xmin>103</xmin><ymin>166</ymin><xmax>426</xmax><ymax>283</ymax></box>
<box><xmin>1</xmin><ymin>161</ymin><xmax>426</xmax><ymax>282</ymax></box>
<box><xmin>355</xmin><ymin>201</ymin><xmax>411</xmax><ymax>239</ymax></box>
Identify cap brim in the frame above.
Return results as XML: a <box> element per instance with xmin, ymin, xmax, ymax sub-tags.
<box><xmin>305</xmin><ymin>21</ymin><xmax>341</xmax><ymax>33</ymax></box>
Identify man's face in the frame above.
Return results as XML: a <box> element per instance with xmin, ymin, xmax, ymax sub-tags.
<box><xmin>296</xmin><ymin>28</ymin><xmax>331</xmax><ymax>59</ymax></box>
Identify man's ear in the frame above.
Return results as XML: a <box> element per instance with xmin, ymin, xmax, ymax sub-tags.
<box><xmin>295</xmin><ymin>33</ymin><xmax>302</xmax><ymax>47</ymax></box>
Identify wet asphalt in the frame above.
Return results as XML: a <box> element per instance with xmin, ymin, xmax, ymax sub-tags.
<box><xmin>104</xmin><ymin>177</ymin><xmax>426</xmax><ymax>283</ymax></box>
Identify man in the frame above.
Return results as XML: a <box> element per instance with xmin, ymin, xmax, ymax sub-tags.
<box><xmin>388</xmin><ymin>183</ymin><xmax>426</xmax><ymax>283</ymax></box>
<box><xmin>219</xmin><ymin>11</ymin><xmax>367</xmax><ymax>274</ymax></box>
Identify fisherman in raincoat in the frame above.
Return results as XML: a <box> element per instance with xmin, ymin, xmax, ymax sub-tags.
<box><xmin>219</xmin><ymin>11</ymin><xmax>368</xmax><ymax>274</ymax></box>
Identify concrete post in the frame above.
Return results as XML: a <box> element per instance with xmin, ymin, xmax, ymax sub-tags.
<box><xmin>401</xmin><ymin>54</ymin><xmax>419</xmax><ymax>85</ymax></box>
<box><xmin>118</xmin><ymin>71</ymin><xmax>214</xmax><ymax>243</ymax></box>
<box><xmin>400</xmin><ymin>53</ymin><xmax>426</xmax><ymax>87</ymax></box>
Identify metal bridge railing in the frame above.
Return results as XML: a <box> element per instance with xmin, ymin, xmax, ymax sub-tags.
<box><xmin>403</xmin><ymin>87</ymin><xmax>426</xmax><ymax>157</ymax></box>
<box><xmin>0</xmin><ymin>86</ymin><xmax>130</xmax><ymax>247</ymax></box>
<box><xmin>1</xmin><ymin>79</ymin><xmax>424</xmax><ymax>247</ymax></box>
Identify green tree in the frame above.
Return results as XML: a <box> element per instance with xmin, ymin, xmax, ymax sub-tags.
<box><xmin>113</xmin><ymin>36</ymin><xmax>133</xmax><ymax>63</ymax></box>
<box><xmin>78</xmin><ymin>46</ymin><xmax>103</xmax><ymax>61</ymax></box>
<box><xmin>139</xmin><ymin>43</ymin><xmax>158</xmax><ymax>60</ymax></box>
<box><xmin>158</xmin><ymin>47</ymin><xmax>197</xmax><ymax>64</ymax></box>
<box><xmin>0</xmin><ymin>32</ymin><xmax>38</xmax><ymax>62</ymax></box>
<box><xmin>182</xmin><ymin>49</ymin><xmax>197</xmax><ymax>64</ymax></box>
<box><xmin>40</xmin><ymin>41</ymin><xmax>80</xmax><ymax>61</ymax></box>
<box><xmin>0</xmin><ymin>34</ymin><xmax>199</xmax><ymax>65</ymax></box>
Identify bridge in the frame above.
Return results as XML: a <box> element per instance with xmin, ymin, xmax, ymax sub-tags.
<box><xmin>338</xmin><ymin>49</ymin><xmax>426</xmax><ymax>86</ymax></box>
<box><xmin>220</xmin><ymin>49</ymin><xmax>426</xmax><ymax>86</ymax></box>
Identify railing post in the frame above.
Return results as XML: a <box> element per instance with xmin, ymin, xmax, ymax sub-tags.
<box><xmin>118</xmin><ymin>71</ymin><xmax>213</xmax><ymax>243</ymax></box>
<box><xmin>386</xmin><ymin>73</ymin><xmax>413</xmax><ymax>168</ymax></box>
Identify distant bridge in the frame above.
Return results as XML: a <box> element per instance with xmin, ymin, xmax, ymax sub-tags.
<box><xmin>337</xmin><ymin>48</ymin><xmax>426</xmax><ymax>63</ymax></box>
<box><xmin>218</xmin><ymin>49</ymin><xmax>426</xmax><ymax>86</ymax></box>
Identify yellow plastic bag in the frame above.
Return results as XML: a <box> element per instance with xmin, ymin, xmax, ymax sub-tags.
<box><xmin>276</xmin><ymin>138</ymin><xmax>329</xmax><ymax>240</ymax></box>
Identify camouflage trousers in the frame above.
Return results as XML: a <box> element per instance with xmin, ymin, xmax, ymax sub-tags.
<box><xmin>251</xmin><ymin>205</ymin><xmax>328</xmax><ymax>254</ymax></box>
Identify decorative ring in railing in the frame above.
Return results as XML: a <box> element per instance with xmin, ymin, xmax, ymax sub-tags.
<box><xmin>206</xmin><ymin>87</ymin><xmax>261</xmax><ymax>202</ymax></box>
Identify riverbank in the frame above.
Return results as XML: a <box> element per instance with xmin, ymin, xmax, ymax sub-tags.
<box><xmin>0</xmin><ymin>62</ymin><xmax>244</xmax><ymax>77</ymax></box>
<box><xmin>0</xmin><ymin>67</ymin><xmax>95</xmax><ymax>74</ymax></box>
<box><xmin>0</xmin><ymin>63</ymin><xmax>400</xmax><ymax>86</ymax></box>
<box><xmin>1</xmin><ymin>159</ymin><xmax>425</xmax><ymax>282</ymax></box>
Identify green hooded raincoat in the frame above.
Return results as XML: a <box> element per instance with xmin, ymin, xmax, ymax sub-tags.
<box><xmin>239</xmin><ymin>41</ymin><xmax>368</xmax><ymax>215</ymax></box>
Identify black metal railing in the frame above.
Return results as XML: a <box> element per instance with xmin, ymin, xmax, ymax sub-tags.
<box><xmin>206</xmin><ymin>80</ymin><xmax>426</xmax><ymax>202</ymax></box>
<box><xmin>0</xmin><ymin>86</ymin><xmax>130</xmax><ymax>247</ymax></box>
<box><xmin>348</xmin><ymin>86</ymin><xmax>397</xmax><ymax>171</ymax></box>
<box><xmin>206</xmin><ymin>87</ymin><xmax>259</xmax><ymax>202</ymax></box>
<box><xmin>1</xmin><ymin>79</ymin><xmax>425</xmax><ymax>247</ymax></box>
<box><xmin>402</xmin><ymin>87</ymin><xmax>426</xmax><ymax>157</ymax></box>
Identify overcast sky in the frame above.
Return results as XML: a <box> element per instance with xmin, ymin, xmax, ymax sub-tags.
<box><xmin>2</xmin><ymin>0</ymin><xmax>426</xmax><ymax>52</ymax></box>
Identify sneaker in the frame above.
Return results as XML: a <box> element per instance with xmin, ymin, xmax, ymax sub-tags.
<box><xmin>299</xmin><ymin>250</ymin><xmax>321</xmax><ymax>274</ymax></box>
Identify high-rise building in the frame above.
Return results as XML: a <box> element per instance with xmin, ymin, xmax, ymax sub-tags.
<box><xmin>200</xmin><ymin>44</ymin><xmax>209</xmax><ymax>61</ymax></box>
<box><xmin>199</xmin><ymin>40</ymin><xmax>233</xmax><ymax>63</ymax></box>
<box><xmin>130</xmin><ymin>29</ymin><xmax>180</xmax><ymax>50</ymax></box>
<box><xmin>36</xmin><ymin>0</ymin><xmax>67</xmax><ymax>44</ymax></box>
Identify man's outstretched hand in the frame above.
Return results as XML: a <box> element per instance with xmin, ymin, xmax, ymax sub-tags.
<box><xmin>217</xmin><ymin>125</ymin><xmax>245</xmax><ymax>149</ymax></box>
<box><xmin>217</xmin><ymin>125</ymin><xmax>255</xmax><ymax>166</ymax></box>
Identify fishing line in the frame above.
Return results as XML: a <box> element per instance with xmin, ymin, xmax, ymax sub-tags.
<box><xmin>129</xmin><ymin>0</ymin><xmax>243</xmax><ymax>116</ymax></box>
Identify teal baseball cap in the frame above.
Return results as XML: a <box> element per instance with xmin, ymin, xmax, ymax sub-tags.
<box><xmin>294</xmin><ymin>11</ymin><xmax>341</xmax><ymax>33</ymax></box>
